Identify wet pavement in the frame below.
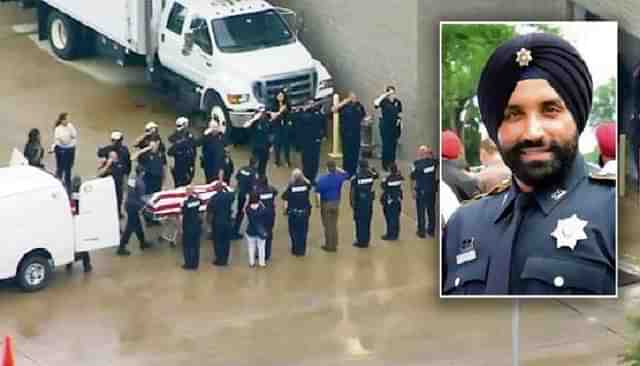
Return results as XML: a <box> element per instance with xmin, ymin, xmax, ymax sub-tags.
<box><xmin>0</xmin><ymin>3</ymin><xmax>625</xmax><ymax>365</ymax></box>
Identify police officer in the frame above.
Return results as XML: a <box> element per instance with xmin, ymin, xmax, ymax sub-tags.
<box><xmin>134</xmin><ymin>121</ymin><xmax>167</xmax><ymax>162</ymax></box>
<box><xmin>232</xmin><ymin>157</ymin><xmax>259</xmax><ymax>239</ymax></box>
<box><xmin>179</xmin><ymin>185</ymin><xmax>201</xmax><ymax>270</ymax></box>
<box><xmin>350</xmin><ymin>159</ymin><xmax>378</xmax><ymax>248</ymax></box>
<box><xmin>380</xmin><ymin>162</ymin><xmax>404</xmax><ymax>241</ymax></box>
<box><xmin>271</xmin><ymin>89</ymin><xmax>292</xmax><ymax>167</ymax></box>
<box><xmin>442</xmin><ymin>33</ymin><xmax>614</xmax><ymax>295</ymax></box>
<box><xmin>254</xmin><ymin>175</ymin><xmax>278</xmax><ymax>261</ymax></box>
<box><xmin>374</xmin><ymin>86</ymin><xmax>403</xmax><ymax>171</ymax></box>
<box><xmin>98</xmin><ymin>131</ymin><xmax>132</xmax><ymax>215</ymax></box>
<box><xmin>117</xmin><ymin>165</ymin><xmax>152</xmax><ymax>255</ymax></box>
<box><xmin>97</xmin><ymin>150</ymin><xmax>127</xmax><ymax>219</ymax></box>
<box><xmin>298</xmin><ymin>101</ymin><xmax>326</xmax><ymax>184</ymax></box>
<box><xmin>207</xmin><ymin>184</ymin><xmax>235</xmax><ymax>266</ymax></box>
<box><xmin>136</xmin><ymin>138</ymin><xmax>165</xmax><ymax>195</ymax></box>
<box><xmin>411</xmin><ymin>145</ymin><xmax>437</xmax><ymax>238</ymax></box>
<box><xmin>334</xmin><ymin>92</ymin><xmax>367</xmax><ymax>177</ymax></box>
<box><xmin>168</xmin><ymin>117</ymin><xmax>197</xmax><ymax>187</ymax></box>
<box><xmin>282</xmin><ymin>169</ymin><xmax>312</xmax><ymax>256</ymax></box>
<box><xmin>244</xmin><ymin>105</ymin><xmax>272</xmax><ymax>176</ymax></box>
<box><xmin>198</xmin><ymin>117</ymin><xmax>226</xmax><ymax>184</ymax></box>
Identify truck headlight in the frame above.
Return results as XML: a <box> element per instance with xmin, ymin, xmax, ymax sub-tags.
<box><xmin>319</xmin><ymin>79</ymin><xmax>334</xmax><ymax>90</ymax></box>
<box><xmin>227</xmin><ymin>94</ymin><xmax>250</xmax><ymax>105</ymax></box>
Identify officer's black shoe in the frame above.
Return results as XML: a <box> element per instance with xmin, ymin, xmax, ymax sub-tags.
<box><xmin>65</xmin><ymin>263</ymin><xmax>73</xmax><ymax>271</ymax></box>
<box><xmin>417</xmin><ymin>231</ymin><xmax>426</xmax><ymax>239</ymax></box>
<box><xmin>116</xmin><ymin>248</ymin><xmax>131</xmax><ymax>256</ymax></box>
<box><xmin>381</xmin><ymin>235</ymin><xmax>396</xmax><ymax>241</ymax></box>
<box><xmin>213</xmin><ymin>261</ymin><xmax>227</xmax><ymax>266</ymax></box>
<box><xmin>84</xmin><ymin>264</ymin><xmax>93</xmax><ymax>273</ymax></box>
<box><xmin>181</xmin><ymin>264</ymin><xmax>192</xmax><ymax>271</ymax></box>
<box><xmin>427</xmin><ymin>231</ymin><xmax>435</xmax><ymax>237</ymax></box>
<box><xmin>140</xmin><ymin>241</ymin><xmax>153</xmax><ymax>250</ymax></box>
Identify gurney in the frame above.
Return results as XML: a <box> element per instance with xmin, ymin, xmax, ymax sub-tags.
<box><xmin>143</xmin><ymin>180</ymin><xmax>233</xmax><ymax>245</ymax></box>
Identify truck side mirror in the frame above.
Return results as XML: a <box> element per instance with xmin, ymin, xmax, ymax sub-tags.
<box><xmin>182</xmin><ymin>32</ymin><xmax>194</xmax><ymax>56</ymax></box>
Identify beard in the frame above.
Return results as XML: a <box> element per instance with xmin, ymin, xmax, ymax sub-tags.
<box><xmin>499</xmin><ymin>135</ymin><xmax>578</xmax><ymax>188</ymax></box>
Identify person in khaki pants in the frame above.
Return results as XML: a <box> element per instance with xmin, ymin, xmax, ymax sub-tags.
<box><xmin>314</xmin><ymin>160</ymin><xmax>349</xmax><ymax>252</ymax></box>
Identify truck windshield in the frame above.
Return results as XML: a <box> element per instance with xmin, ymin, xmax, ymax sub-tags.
<box><xmin>212</xmin><ymin>10</ymin><xmax>295</xmax><ymax>53</ymax></box>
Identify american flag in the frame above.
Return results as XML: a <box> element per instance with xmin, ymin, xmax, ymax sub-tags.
<box><xmin>145</xmin><ymin>180</ymin><xmax>233</xmax><ymax>218</ymax></box>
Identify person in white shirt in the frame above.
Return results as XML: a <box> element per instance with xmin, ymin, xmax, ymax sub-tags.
<box><xmin>51</xmin><ymin>112</ymin><xmax>78</xmax><ymax>191</ymax></box>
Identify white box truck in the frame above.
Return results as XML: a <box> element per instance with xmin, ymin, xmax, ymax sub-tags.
<box><xmin>35</xmin><ymin>0</ymin><xmax>334</xmax><ymax>141</ymax></box>
<box><xmin>0</xmin><ymin>165</ymin><xmax>120</xmax><ymax>291</ymax></box>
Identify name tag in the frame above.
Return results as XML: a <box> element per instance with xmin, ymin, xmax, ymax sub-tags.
<box><xmin>423</xmin><ymin>166</ymin><xmax>434</xmax><ymax>174</ymax></box>
<box><xmin>456</xmin><ymin>250</ymin><xmax>477</xmax><ymax>265</ymax></box>
<box><xmin>240</xmin><ymin>170</ymin><xmax>250</xmax><ymax>176</ymax></box>
<box><xmin>291</xmin><ymin>186</ymin><xmax>308</xmax><ymax>193</ymax></box>
<box><xmin>358</xmin><ymin>178</ymin><xmax>373</xmax><ymax>185</ymax></box>
<box><xmin>388</xmin><ymin>180</ymin><xmax>402</xmax><ymax>187</ymax></box>
<box><xmin>260</xmin><ymin>193</ymin><xmax>274</xmax><ymax>200</ymax></box>
<box><xmin>187</xmin><ymin>201</ymin><xmax>200</xmax><ymax>208</ymax></box>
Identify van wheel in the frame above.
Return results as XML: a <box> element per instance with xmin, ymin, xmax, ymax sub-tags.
<box><xmin>17</xmin><ymin>255</ymin><xmax>52</xmax><ymax>292</ymax></box>
<box><xmin>48</xmin><ymin>11</ymin><xmax>80</xmax><ymax>60</ymax></box>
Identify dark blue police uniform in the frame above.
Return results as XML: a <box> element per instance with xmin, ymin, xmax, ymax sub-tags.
<box><xmin>442</xmin><ymin>155</ymin><xmax>615</xmax><ymax>295</ymax></box>
<box><xmin>282</xmin><ymin>181</ymin><xmax>312</xmax><ymax>256</ymax></box>
<box><xmin>255</xmin><ymin>184</ymin><xmax>278</xmax><ymax>261</ymax></box>
<box><xmin>223</xmin><ymin>154</ymin><xmax>234</xmax><ymax>185</ymax></box>
<box><xmin>298</xmin><ymin>107</ymin><xmax>326</xmax><ymax>183</ymax></box>
<box><xmin>251</xmin><ymin>117</ymin><xmax>272</xmax><ymax>176</ymax></box>
<box><xmin>181</xmin><ymin>193</ymin><xmax>202</xmax><ymax>269</ymax></box>
<box><xmin>233</xmin><ymin>165</ymin><xmax>258</xmax><ymax>238</ymax></box>
<box><xmin>380</xmin><ymin>172</ymin><xmax>404</xmax><ymax>240</ymax></box>
<box><xmin>168</xmin><ymin>129</ymin><xmax>197</xmax><ymax>187</ymax></box>
<box><xmin>198</xmin><ymin>132</ymin><xmax>225</xmax><ymax>184</ymax></box>
<box><xmin>350</xmin><ymin>169</ymin><xmax>378</xmax><ymax>247</ymax></box>
<box><xmin>411</xmin><ymin>158</ymin><xmax>437</xmax><ymax>237</ymax></box>
<box><xmin>139</xmin><ymin>150</ymin><xmax>165</xmax><ymax>195</ymax></box>
<box><xmin>118</xmin><ymin>173</ymin><xmax>148</xmax><ymax>254</ymax></box>
<box><xmin>208</xmin><ymin>190</ymin><xmax>235</xmax><ymax>265</ymax></box>
<box><xmin>340</xmin><ymin>102</ymin><xmax>366</xmax><ymax>176</ymax></box>
<box><xmin>376</xmin><ymin>98</ymin><xmax>402</xmax><ymax>171</ymax></box>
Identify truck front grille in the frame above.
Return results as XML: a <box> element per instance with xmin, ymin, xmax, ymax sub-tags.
<box><xmin>258</xmin><ymin>70</ymin><xmax>316</xmax><ymax>107</ymax></box>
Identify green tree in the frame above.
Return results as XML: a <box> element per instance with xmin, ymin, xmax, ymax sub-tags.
<box><xmin>589</xmin><ymin>77</ymin><xmax>617</xmax><ymax>126</ymax></box>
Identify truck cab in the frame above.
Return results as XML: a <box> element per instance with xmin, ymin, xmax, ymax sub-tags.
<box><xmin>155</xmin><ymin>0</ymin><xmax>334</xmax><ymax>129</ymax></box>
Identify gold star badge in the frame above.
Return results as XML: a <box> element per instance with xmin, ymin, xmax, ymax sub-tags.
<box><xmin>515</xmin><ymin>48</ymin><xmax>533</xmax><ymax>67</ymax></box>
<box><xmin>551</xmin><ymin>214</ymin><xmax>588</xmax><ymax>251</ymax></box>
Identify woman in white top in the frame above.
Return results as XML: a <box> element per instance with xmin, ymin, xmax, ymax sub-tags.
<box><xmin>52</xmin><ymin>112</ymin><xmax>77</xmax><ymax>191</ymax></box>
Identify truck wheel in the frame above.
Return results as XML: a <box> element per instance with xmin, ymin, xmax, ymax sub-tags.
<box><xmin>205</xmin><ymin>94</ymin><xmax>239</xmax><ymax>144</ymax></box>
<box><xmin>48</xmin><ymin>11</ymin><xmax>80</xmax><ymax>60</ymax></box>
<box><xmin>17</xmin><ymin>255</ymin><xmax>52</xmax><ymax>292</ymax></box>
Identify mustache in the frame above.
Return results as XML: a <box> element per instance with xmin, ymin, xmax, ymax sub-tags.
<box><xmin>511</xmin><ymin>138</ymin><xmax>550</xmax><ymax>153</ymax></box>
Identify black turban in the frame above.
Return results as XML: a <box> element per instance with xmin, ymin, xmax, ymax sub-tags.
<box><xmin>477</xmin><ymin>33</ymin><xmax>593</xmax><ymax>144</ymax></box>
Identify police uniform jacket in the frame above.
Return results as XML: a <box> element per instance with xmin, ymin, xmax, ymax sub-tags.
<box><xmin>135</xmin><ymin>134</ymin><xmax>166</xmax><ymax>164</ymax></box>
<box><xmin>350</xmin><ymin>170</ymin><xmax>378</xmax><ymax>209</ymax></box>
<box><xmin>255</xmin><ymin>185</ymin><xmax>278</xmax><ymax>214</ymax></box>
<box><xmin>282</xmin><ymin>181</ymin><xmax>312</xmax><ymax>212</ymax></box>
<box><xmin>235</xmin><ymin>165</ymin><xmax>258</xmax><ymax>194</ymax></box>
<box><xmin>168</xmin><ymin>130</ymin><xmax>196</xmax><ymax>164</ymax></box>
<box><xmin>181</xmin><ymin>194</ymin><xmax>202</xmax><ymax>234</ymax></box>
<box><xmin>442</xmin><ymin>155</ymin><xmax>615</xmax><ymax>296</ymax></box>
<box><xmin>411</xmin><ymin>158</ymin><xmax>437</xmax><ymax>196</ymax></box>
<box><xmin>380</xmin><ymin>173</ymin><xmax>404</xmax><ymax>203</ymax></box>
<box><xmin>377</xmin><ymin>98</ymin><xmax>402</xmax><ymax>137</ymax></box>
<box><xmin>251</xmin><ymin>117</ymin><xmax>272</xmax><ymax>149</ymax></box>
<box><xmin>98</xmin><ymin>144</ymin><xmax>132</xmax><ymax>175</ymax></box>
<box><xmin>207</xmin><ymin>190</ymin><xmax>234</xmax><ymax>227</ymax></box>
<box><xmin>340</xmin><ymin>102</ymin><xmax>366</xmax><ymax>140</ymax></box>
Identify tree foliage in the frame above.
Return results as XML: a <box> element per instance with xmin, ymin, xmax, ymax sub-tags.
<box><xmin>589</xmin><ymin>77</ymin><xmax>617</xmax><ymax>126</ymax></box>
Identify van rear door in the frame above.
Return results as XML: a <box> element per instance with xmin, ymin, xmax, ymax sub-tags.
<box><xmin>74</xmin><ymin>177</ymin><xmax>120</xmax><ymax>252</ymax></box>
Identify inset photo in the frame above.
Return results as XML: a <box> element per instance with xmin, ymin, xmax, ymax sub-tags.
<box><xmin>440</xmin><ymin>22</ymin><xmax>617</xmax><ymax>297</ymax></box>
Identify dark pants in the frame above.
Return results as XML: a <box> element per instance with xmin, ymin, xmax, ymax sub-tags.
<box><xmin>274</xmin><ymin>126</ymin><xmax>291</xmax><ymax>165</ymax></box>
<box><xmin>144</xmin><ymin>174</ymin><xmax>163</xmax><ymax>195</ymax></box>
<box><xmin>302</xmin><ymin>142</ymin><xmax>321</xmax><ymax>183</ymax></box>
<box><xmin>203</xmin><ymin>163</ymin><xmax>219</xmax><ymax>184</ymax></box>
<box><xmin>54</xmin><ymin>146</ymin><xmax>75</xmax><ymax>191</ymax></box>
<box><xmin>234</xmin><ymin>192</ymin><xmax>248</xmax><ymax>234</ymax></box>
<box><xmin>66</xmin><ymin>251</ymin><xmax>91</xmax><ymax>271</ymax></box>
<box><xmin>381</xmin><ymin>131</ymin><xmax>398</xmax><ymax>170</ymax></box>
<box><xmin>172</xmin><ymin>161</ymin><xmax>192</xmax><ymax>188</ymax></box>
<box><xmin>114</xmin><ymin>179</ymin><xmax>124</xmax><ymax>217</ymax></box>
<box><xmin>264</xmin><ymin>212</ymin><xmax>275</xmax><ymax>261</ymax></box>
<box><xmin>213</xmin><ymin>223</ymin><xmax>232</xmax><ymax>265</ymax></box>
<box><xmin>416</xmin><ymin>190</ymin><xmax>435</xmax><ymax>235</ymax></box>
<box><xmin>354</xmin><ymin>202</ymin><xmax>373</xmax><ymax>246</ymax></box>
<box><xmin>342</xmin><ymin>135</ymin><xmax>360</xmax><ymax>176</ymax></box>
<box><xmin>383</xmin><ymin>199</ymin><xmax>401</xmax><ymax>238</ymax></box>
<box><xmin>253</xmin><ymin>146</ymin><xmax>269</xmax><ymax>177</ymax></box>
<box><xmin>120</xmin><ymin>205</ymin><xmax>145</xmax><ymax>249</ymax></box>
<box><xmin>288</xmin><ymin>209</ymin><xmax>309</xmax><ymax>256</ymax></box>
<box><xmin>182</xmin><ymin>228</ymin><xmax>201</xmax><ymax>268</ymax></box>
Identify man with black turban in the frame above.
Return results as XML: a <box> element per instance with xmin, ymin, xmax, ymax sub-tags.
<box><xmin>441</xmin><ymin>33</ymin><xmax>615</xmax><ymax>296</ymax></box>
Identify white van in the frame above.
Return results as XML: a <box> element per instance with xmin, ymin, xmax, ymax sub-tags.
<box><xmin>0</xmin><ymin>165</ymin><xmax>120</xmax><ymax>291</ymax></box>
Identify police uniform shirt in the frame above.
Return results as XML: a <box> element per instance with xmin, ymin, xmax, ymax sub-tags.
<box><xmin>126</xmin><ymin>175</ymin><xmax>146</xmax><ymax>211</ymax></box>
<box><xmin>381</xmin><ymin>174</ymin><xmax>404</xmax><ymax>202</ymax></box>
<box><xmin>252</xmin><ymin>117</ymin><xmax>272</xmax><ymax>149</ymax></box>
<box><xmin>378</xmin><ymin>98</ymin><xmax>402</xmax><ymax>127</ymax></box>
<box><xmin>139</xmin><ymin>150</ymin><xmax>164</xmax><ymax>177</ymax></box>
<box><xmin>282</xmin><ymin>182</ymin><xmax>312</xmax><ymax>210</ymax></box>
<box><xmin>135</xmin><ymin>135</ymin><xmax>167</xmax><ymax>164</ymax></box>
<box><xmin>199</xmin><ymin>133</ymin><xmax>224</xmax><ymax>167</ymax></box>
<box><xmin>442</xmin><ymin>155</ymin><xmax>615</xmax><ymax>296</ymax></box>
<box><xmin>207</xmin><ymin>190</ymin><xmax>234</xmax><ymax>226</ymax></box>
<box><xmin>256</xmin><ymin>185</ymin><xmax>278</xmax><ymax>212</ymax></box>
<box><xmin>99</xmin><ymin>159</ymin><xmax>126</xmax><ymax>185</ymax></box>
<box><xmin>340</xmin><ymin>102</ymin><xmax>366</xmax><ymax>138</ymax></box>
<box><xmin>168</xmin><ymin>131</ymin><xmax>196</xmax><ymax>162</ymax></box>
<box><xmin>98</xmin><ymin>144</ymin><xmax>132</xmax><ymax>175</ymax></box>
<box><xmin>351</xmin><ymin>170</ymin><xmax>377</xmax><ymax>205</ymax></box>
<box><xmin>411</xmin><ymin>158</ymin><xmax>437</xmax><ymax>193</ymax></box>
<box><xmin>181</xmin><ymin>195</ymin><xmax>202</xmax><ymax>233</ymax></box>
<box><xmin>235</xmin><ymin>166</ymin><xmax>257</xmax><ymax>193</ymax></box>
<box><xmin>223</xmin><ymin>155</ymin><xmax>235</xmax><ymax>182</ymax></box>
